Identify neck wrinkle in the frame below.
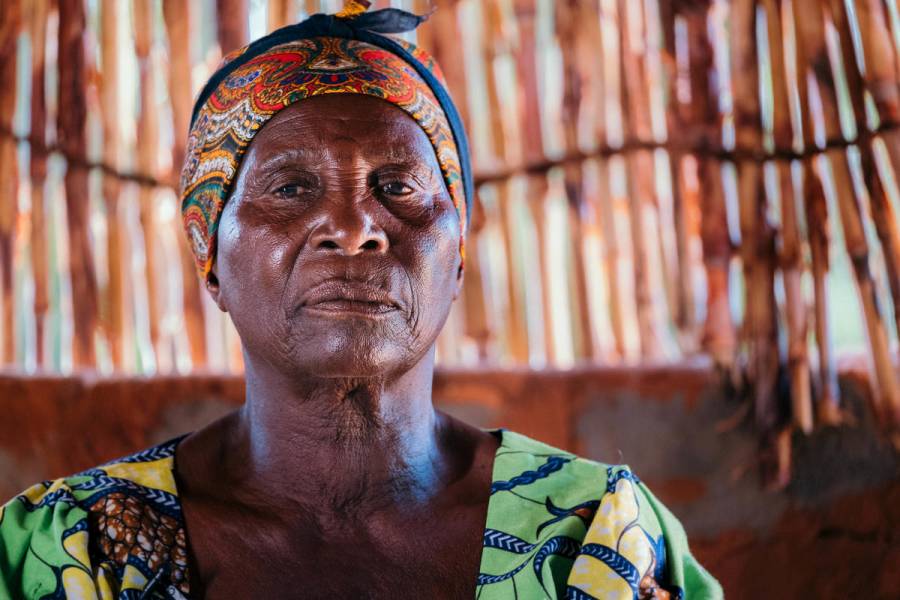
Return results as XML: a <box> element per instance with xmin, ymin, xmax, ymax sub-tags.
<box><xmin>229</xmin><ymin>346</ymin><xmax>447</xmax><ymax>516</ymax></box>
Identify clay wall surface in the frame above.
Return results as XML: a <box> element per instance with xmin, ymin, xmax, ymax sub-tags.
<box><xmin>1</xmin><ymin>369</ymin><xmax>897</xmax><ymax>599</ymax></box>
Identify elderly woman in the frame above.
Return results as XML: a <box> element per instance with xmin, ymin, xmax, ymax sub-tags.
<box><xmin>0</xmin><ymin>5</ymin><xmax>720</xmax><ymax>599</ymax></box>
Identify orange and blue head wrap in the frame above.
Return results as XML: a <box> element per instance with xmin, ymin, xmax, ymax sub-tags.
<box><xmin>180</xmin><ymin>5</ymin><xmax>472</xmax><ymax>281</ymax></box>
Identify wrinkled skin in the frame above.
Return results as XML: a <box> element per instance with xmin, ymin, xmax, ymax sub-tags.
<box><xmin>174</xmin><ymin>94</ymin><xmax>499</xmax><ymax>599</ymax></box>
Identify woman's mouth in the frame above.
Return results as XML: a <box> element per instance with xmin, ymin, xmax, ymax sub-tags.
<box><xmin>300</xmin><ymin>281</ymin><xmax>401</xmax><ymax>317</ymax></box>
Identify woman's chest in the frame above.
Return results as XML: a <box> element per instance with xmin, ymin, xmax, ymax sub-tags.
<box><xmin>187</xmin><ymin>507</ymin><xmax>486</xmax><ymax>598</ymax></box>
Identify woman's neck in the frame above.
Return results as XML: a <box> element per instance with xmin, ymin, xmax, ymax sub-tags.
<box><xmin>222</xmin><ymin>350</ymin><xmax>453</xmax><ymax>517</ymax></box>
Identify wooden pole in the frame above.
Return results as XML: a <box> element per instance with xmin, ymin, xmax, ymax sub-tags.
<box><xmin>482</xmin><ymin>0</ymin><xmax>510</xmax><ymax>169</ymax></box>
<box><xmin>163</xmin><ymin>0</ymin><xmax>208</xmax><ymax>369</ymax></box>
<box><xmin>496</xmin><ymin>178</ymin><xmax>529</xmax><ymax>363</ymax></box>
<box><xmin>461</xmin><ymin>192</ymin><xmax>490</xmax><ymax>360</ymax></box>
<box><xmin>216</xmin><ymin>0</ymin><xmax>249</xmax><ymax>56</ymax></box>
<box><xmin>99</xmin><ymin>0</ymin><xmax>125</xmax><ymax>368</ymax></box>
<box><xmin>563</xmin><ymin>161</ymin><xmax>596</xmax><ymax>361</ymax></box>
<box><xmin>699</xmin><ymin>157</ymin><xmax>736</xmax><ymax>369</ymax></box>
<box><xmin>825</xmin><ymin>0</ymin><xmax>869</xmax><ymax>133</ymax></box>
<box><xmin>595</xmin><ymin>158</ymin><xmax>627</xmax><ymax>359</ymax></box>
<box><xmin>512</xmin><ymin>0</ymin><xmax>544</xmax><ymax>165</ymax></box>
<box><xmin>683</xmin><ymin>8</ymin><xmax>718</xmax><ymax>149</ymax></box>
<box><xmin>827</xmin><ymin>148</ymin><xmax>900</xmax><ymax>428</ymax></box>
<box><xmin>760</xmin><ymin>0</ymin><xmax>796</xmax><ymax>151</ymax></box>
<box><xmin>731</xmin><ymin>0</ymin><xmax>763</xmax><ymax>152</ymax></box>
<box><xmin>29</xmin><ymin>0</ymin><xmax>50</xmax><ymax>368</ymax></box>
<box><xmin>134</xmin><ymin>0</ymin><xmax>161</xmax><ymax>363</ymax></box>
<box><xmin>58</xmin><ymin>0</ymin><xmax>99</xmax><ymax>368</ymax></box>
<box><xmin>525</xmin><ymin>174</ymin><xmax>555</xmax><ymax>363</ymax></box>
<box><xmin>619</xmin><ymin>0</ymin><xmax>652</xmax><ymax>144</ymax></box>
<box><xmin>776</xmin><ymin>160</ymin><xmax>813</xmax><ymax>433</ymax></box>
<box><xmin>859</xmin><ymin>143</ymin><xmax>900</xmax><ymax>355</ymax></box>
<box><xmin>268</xmin><ymin>0</ymin><xmax>295</xmax><ymax>31</ymax></box>
<box><xmin>853</xmin><ymin>0</ymin><xmax>900</xmax><ymax>125</ymax></box>
<box><xmin>0</xmin><ymin>0</ymin><xmax>21</xmax><ymax>364</ymax></box>
<box><xmin>792</xmin><ymin>0</ymin><xmax>843</xmax><ymax>145</ymax></box>
<box><xmin>737</xmin><ymin>160</ymin><xmax>781</xmax><ymax>433</ymax></box>
<box><xmin>802</xmin><ymin>157</ymin><xmax>842</xmax><ymax>424</ymax></box>
<box><xmin>419</xmin><ymin>1</ymin><xmax>469</xmax><ymax>134</ymax></box>
<box><xmin>659</xmin><ymin>2</ymin><xmax>694</xmax><ymax>341</ymax></box>
<box><xmin>626</xmin><ymin>150</ymin><xmax>661</xmax><ymax>359</ymax></box>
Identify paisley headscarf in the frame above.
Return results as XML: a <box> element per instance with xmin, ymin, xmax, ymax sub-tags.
<box><xmin>180</xmin><ymin>4</ymin><xmax>472</xmax><ymax>281</ymax></box>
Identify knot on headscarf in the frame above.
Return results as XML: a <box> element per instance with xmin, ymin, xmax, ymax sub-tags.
<box><xmin>180</xmin><ymin>6</ymin><xmax>471</xmax><ymax>282</ymax></box>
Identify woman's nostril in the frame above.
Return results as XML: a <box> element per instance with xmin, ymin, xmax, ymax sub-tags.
<box><xmin>361</xmin><ymin>239</ymin><xmax>380</xmax><ymax>251</ymax></box>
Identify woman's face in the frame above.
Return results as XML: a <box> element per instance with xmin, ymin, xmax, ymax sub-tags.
<box><xmin>208</xmin><ymin>94</ymin><xmax>462</xmax><ymax>379</ymax></box>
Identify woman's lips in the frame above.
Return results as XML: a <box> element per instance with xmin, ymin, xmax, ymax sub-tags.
<box><xmin>300</xmin><ymin>281</ymin><xmax>400</xmax><ymax>317</ymax></box>
<box><xmin>304</xmin><ymin>298</ymin><xmax>398</xmax><ymax>315</ymax></box>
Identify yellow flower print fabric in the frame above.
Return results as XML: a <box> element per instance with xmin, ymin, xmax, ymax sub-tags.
<box><xmin>478</xmin><ymin>431</ymin><xmax>722</xmax><ymax>599</ymax></box>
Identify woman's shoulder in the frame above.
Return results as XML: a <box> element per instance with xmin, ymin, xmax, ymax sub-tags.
<box><xmin>481</xmin><ymin>430</ymin><xmax>723</xmax><ymax>599</ymax></box>
<box><xmin>0</xmin><ymin>437</ymin><xmax>190</xmax><ymax>599</ymax></box>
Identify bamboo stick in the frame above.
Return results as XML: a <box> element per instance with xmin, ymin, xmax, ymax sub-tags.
<box><xmin>268</xmin><ymin>0</ymin><xmax>295</xmax><ymax>31</ymax></box>
<box><xmin>58</xmin><ymin>0</ymin><xmax>99</xmax><ymax>368</ymax></box>
<box><xmin>0</xmin><ymin>0</ymin><xmax>21</xmax><ymax>364</ymax></box>
<box><xmin>661</xmin><ymin>6</ymin><xmax>703</xmax><ymax>346</ymax></box>
<box><xmin>827</xmin><ymin>147</ymin><xmax>900</xmax><ymax>427</ymax></box>
<box><xmin>563</xmin><ymin>161</ymin><xmax>596</xmax><ymax>361</ymax></box>
<box><xmin>791</xmin><ymin>0</ymin><xmax>843</xmax><ymax>145</ymax></box>
<box><xmin>683</xmin><ymin>8</ymin><xmax>718</xmax><ymax>148</ymax></box>
<box><xmin>482</xmin><ymin>0</ymin><xmax>510</xmax><ymax>168</ymax></box>
<box><xmin>673</xmin><ymin>154</ymin><xmax>702</xmax><ymax>348</ymax></box>
<box><xmin>595</xmin><ymin>157</ymin><xmax>627</xmax><ymax>359</ymax></box>
<box><xmin>859</xmin><ymin>143</ymin><xmax>900</xmax><ymax>354</ymax></box>
<box><xmin>134</xmin><ymin>0</ymin><xmax>161</xmax><ymax>363</ymax></box>
<box><xmin>625</xmin><ymin>150</ymin><xmax>663</xmax><ymax>359</ymax></box>
<box><xmin>737</xmin><ymin>160</ymin><xmax>781</xmax><ymax>433</ymax></box>
<box><xmin>423</xmin><ymin>1</ymin><xmax>470</xmax><ymax>136</ymax></box>
<box><xmin>730</xmin><ymin>0</ymin><xmax>763</xmax><ymax>152</ymax></box>
<box><xmin>802</xmin><ymin>157</ymin><xmax>842</xmax><ymax>424</ymax></box>
<box><xmin>461</xmin><ymin>192</ymin><xmax>490</xmax><ymax>360</ymax></box>
<box><xmin>824</xmin><ymin>0</ymin><xmax>868</xmax><ymax>133</ymax></box>
<box><xmin>412</xmin><ymin>0</ymin><xmax>433</xmax><ymax>50</ymax></box>
<box><xmin>217</xmin><ymin>0</ymin><xmax>249</xmax><ymax>56</ymax></box>
<box><xmin>99</xmin><ymin>0</ymin><xmax>124</xmax><ymax>368</ymax></box>
<box><xmin>618</xmin><ymin>0</ymin><xmax>652</xmax><ymax>144</ymax></box>
<box><xmin>512</xmin><ymin>0</ymin><xmax>544</xmax><ymax>165</ymax></box>
<box><xmin>657</xmin><ymin>1</ymin><xmax>693</xmax><ymax>341</ymax></box>
<box><xmin>496</xmin><ymin>178</ymin><xmax>529</xmax><ymax>363</ymax></box>
<box><xmin>583</xmin><ymin>0</ymin><xmax>607</xmax><ymax>149</ymax></box>
<box><xmin>163</xmin><ymin>0</ymin><xmax>208</xmax><ymax>369</ymax></box>
<box><xmin>555</xmin><ymin>0</ymin><xmax>579</xmax><ymax>154</ymax></box>
<box><xmin>556</xmin><ymin>0</ymin><xmax>593</xmax><ymax>155</ymax></box>
<box><xmin>29</xmin><ymin>0</ymin><xmax>50</xmax><ymax>367</ymax></box>
<box><xmin>760</xmin><ymin>0</ymin><xmax>796</xmax><ymax>151</ymax></box>
<box><xmin>699</xmin><ymin>157</ymin><xmax>736</xmax><ymax>369</ymax></box>
<box><xmin>525</xmin><ymin>173</ymin><xmax>554</xmax><ymax>363</ymax></box>
<box><xmin>853</xmin><ymin>0</ymin><xmax>900</xmax><ymax>125</ymax></box>
<box><xmin>581</xmin><ymin>157</ymin><xmax>618</xmax><ymax>360</ymax></box>
<box><xmin>776</xmin><ymin>160</ymin><xmax>813</xmax><ymax>433</ymax></box>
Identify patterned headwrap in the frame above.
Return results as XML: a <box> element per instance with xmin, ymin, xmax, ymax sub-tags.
<box><xmin>180</xmin><ymin>4</ymin><xmax>472</xmax><ymax>281</ymax></box>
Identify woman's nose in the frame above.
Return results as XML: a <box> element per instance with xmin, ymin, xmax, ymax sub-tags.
<box><xmin>308</xmin><ymin>204</ymin><xmax>389</xmax><ymax>256</ymax></box>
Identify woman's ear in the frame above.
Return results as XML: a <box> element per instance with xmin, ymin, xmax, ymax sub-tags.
<box><xmin>205</xmin><ymin>268</ymin><xmax>228</xmax><ymax>313</ymax></box>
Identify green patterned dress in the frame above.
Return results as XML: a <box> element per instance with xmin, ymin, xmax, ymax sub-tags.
<box><xmin>0</xmin><ymin>430</ymin><xmax>721</xmax><ymax>599</ymax></box>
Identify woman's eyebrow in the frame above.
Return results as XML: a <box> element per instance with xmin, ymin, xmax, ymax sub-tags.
<box><xmin>258</xmin><ymin>147</ymin><xmax>329</xmax><ymax>170</ymax></box>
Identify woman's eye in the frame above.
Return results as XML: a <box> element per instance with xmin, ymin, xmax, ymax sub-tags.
<box><xmin>380</xmin><ymin>181</ymin><xmax>414</xmax><ymax>196</ymax></box>
<box><xmin>274</xmin><ymin>183</ymin><xmax>306</xmax><ymax>197</ymax></box>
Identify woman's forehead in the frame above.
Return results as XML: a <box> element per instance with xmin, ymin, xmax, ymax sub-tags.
<box><xmin>249</xmin><ymin>95</ymin><xmax>435</xmax><ymax>162</ymax></box>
